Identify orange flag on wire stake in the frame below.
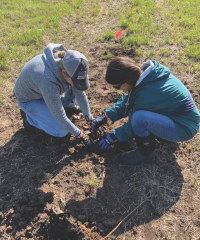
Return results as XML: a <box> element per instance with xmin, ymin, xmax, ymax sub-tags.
<box><xmin>115</xmin><ymin>29</ymin><xmax>122</xmax><ymax>38</ymax></box>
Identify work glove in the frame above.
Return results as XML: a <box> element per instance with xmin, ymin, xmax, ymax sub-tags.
<box><xmin>91</xmin><ymin>112</ymin><xmax>107</xmax><ymax>133</ymax></box>
<box><xmin>80</xmin><ymin>133</ymin><xmax>94</xmax><ymax>149</ymax></box>
<box><xmin>98</xmin><ymin>133</ymin><xmax>116</xmax><ymax>151</ymax></box>
<box><xmin>85</xmin><ymin>114</ymin><xmax>94</xmax><ymax>123</ymax></box>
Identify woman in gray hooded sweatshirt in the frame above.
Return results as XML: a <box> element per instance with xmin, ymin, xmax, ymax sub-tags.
<box><xmin>14</xmin><ymin>43</ymin><xmax>93</xmax><ymax>144</ymax></box>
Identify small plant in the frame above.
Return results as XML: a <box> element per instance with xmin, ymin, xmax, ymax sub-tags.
<box><xmin>72</xmin><ymin>0</ymin><xmax>83</xmax><ymax>9</ymax></box>
<box><xmin>120</xmin><ymin>19</ymin><xmax>130</xmax><ymax>29</ymax></box>
<box><xmin>167</xmin><ymin>218</ymin><xmax>174</xmax><ymax>225</ymax></box>
<box><xmin>9</xmin><ymin>44</ymin><xmax>16</xmax><ymax>58</ymax></box>
<box><xmin>160</xmin><ymin>48</ymin><xmax>171</xmax><ymax>57</ymax></box>
<box><xmin>123</xmin><ymin>35</ymin><xmax>149</xmax><ymax>48</ymax></box>
<box><xmin>136</xmin><ymin>48</ymin><xmax>142</xmax><ymax>56</ymax></box>
<box><xmin>188</xmin><ymin>145</ymin><xmax>200</xmax><ymax>152</ymax></box>
<box><xmin>102</xmin><ymin>31</ymin><xmax>115</xmax><ymax>41</ymax></box>
<box><xmin>0</xmin><ymin>94</ymin><xmax>4</xmax><ymax>104</ymax></box>
<box><xmin>86</xmin><ymin>179</ymin><xmax>99</xmax><ymax>186</ymax></box>
<box><xmin>49</xmin><ymin>15</ymin><xmax>61</xmax><ymax>28</ymax></box>
<box><xmin>100</xmin><ymin>51</ymin><xmax>112</xmax><ymax>60</ymax></box>
<box><xmin>84</xmin><ymin>172</ymin><xmax>99</xmax><ymax>186</ymax></box>
<box><xmin>164</xmin><ymin>37</ymin><xmax>174</xmax><ymax>45</ymax></box>
<box><xmin>146</xmin><ymin>50</ymin><xmax>155</xmax><ymax>58</ymax></box>
<box><xmin>117</xmin><ymin>89</ymin><xmax>123</xmax><ymax>95</ymax></box>
<box><xmin>0</xmin><ymin>50</ymin><xmax>8</xmax><ymax>71</ymax></box>
<box><xmin>186</xmin><ymin>44</ymin><xmax>200</xmax><ymax>60</ymax></box>
<box><xmin>92</xmin><ymin>7</ymin><xmax>100</xmax><ymax>16</ymax></box>
<box><xmin>190</xmin><ymin>174</ymin><xmax>198</xmax><ymax>187</ymax></box>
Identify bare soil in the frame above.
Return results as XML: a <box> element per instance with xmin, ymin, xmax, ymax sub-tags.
<box><xmin>0</xmin><ymin>1</ymin><xmax>199</xmax><ymax>239</ymax></box>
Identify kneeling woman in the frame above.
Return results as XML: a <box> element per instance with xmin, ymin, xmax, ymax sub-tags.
<box><xmin>93</xmin><ymin>57</ymin><xmax>200</xmax><ymax>165</ymax></box>
<box><xmin>14</xmin><ymin>43</ymin><xmax>93</xmax><ymax>146</ymax></box>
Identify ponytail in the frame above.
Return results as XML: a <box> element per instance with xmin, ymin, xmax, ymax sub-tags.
<box><xmin>57</xmin><ymin>51</ymin><xmax>66</xmax><ymax>59</ymax></box>
<box><xmin>57</xmin><ymin>50</ymin><xmax>70</xmax><ymax>78</ymax></box>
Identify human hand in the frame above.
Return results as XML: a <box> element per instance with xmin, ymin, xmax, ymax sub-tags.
<box><xmin>98</xmin><ymin>133</ymin><xmax>116</xmax><ymax>151</ymax></box>
<box><xmin>91</xmin><ymin>112</ymin><xmax>107</xmax><ymax>133</ymax></box>
<box><xmin>79</xmin><ymin>133</ymin><xmax>94</xmax><ymax>149</ymax></box>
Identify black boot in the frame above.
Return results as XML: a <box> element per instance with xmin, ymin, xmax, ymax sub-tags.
<box><xmin>120</xmin><ymin>134</ymin><xmax>155</xmax><ymax>165</ymax></box>
<box><xmin>20</xmin><ymin>109</ymin><xmax>35</xmax><ymax>131</ymax></box>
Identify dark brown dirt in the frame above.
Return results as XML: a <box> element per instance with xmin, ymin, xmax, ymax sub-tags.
<box><xmin>0</xmin><ymin>52</ymin><xmax>199</xmax><ymax>239</ymax></box>
<box><xmin>0</xmin><ymin>0</ymin><xmax>200</xmax><ymax>239</ymax></box>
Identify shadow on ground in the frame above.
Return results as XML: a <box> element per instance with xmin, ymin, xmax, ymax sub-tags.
<box><xmin>0</xmin><ymin>126</ymin><xmax>183</xmax><ymax>239</ymax></box>
<box><xmin>64</xmin><ymin>139</ymin><xmax>183</xmax><ymax>239</ymax></box>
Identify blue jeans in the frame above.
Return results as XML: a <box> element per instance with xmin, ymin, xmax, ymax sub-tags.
<box><xmin>131</xmin><ymin>110</ymin><xmax>180</xmax><ymax>142</ymax></box>
<box><xmin>18</xmin><ymin>92</ymin><xmax>76</xmax><ymax>137</ymax></box>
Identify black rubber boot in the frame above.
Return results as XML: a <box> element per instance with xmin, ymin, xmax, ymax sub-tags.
<box><xmin>120</xmin><ymin>134</ymin><xmax>155</xmax><ymax>165</ymax></box>
<box><xmin>20</xmin><ymin>109</ymin><xmax>35</xmax><ymax>131</ymax></box>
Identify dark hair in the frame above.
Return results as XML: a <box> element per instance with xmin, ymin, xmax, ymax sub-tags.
<box><xmin>105</xmin><ymin>57</ymin><xmax>142</xmax><ymax>86</ymax></box>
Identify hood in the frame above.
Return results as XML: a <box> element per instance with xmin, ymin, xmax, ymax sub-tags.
<box><xmin>143</xmin><ymin>61</ymin><xmax>171</xmax><ymax>84</ymax></box>
<box><xmin>135</xmin><ymin>60</ymin><xmax>170</xmax><ymax>87</ymax></box>
<box><xmin>43</xmin><ymin>43</ymin><xmax>68</xmax><ymax>83</ymax></box>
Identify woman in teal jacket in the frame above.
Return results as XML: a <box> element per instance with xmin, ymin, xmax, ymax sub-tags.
<box><xmin>92</xmin><ymin>57</ymin><xmax>200</xmax><ymax>165</ymax></box>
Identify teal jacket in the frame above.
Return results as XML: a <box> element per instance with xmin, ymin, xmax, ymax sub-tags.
<box><xmin>105</xmin><ymin>61</ymin><xmax>200</xmax><ymax>142</ymax></box>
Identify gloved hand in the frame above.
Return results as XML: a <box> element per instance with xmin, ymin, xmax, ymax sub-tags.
<box><xmin>85</xmin><ymin>114</ymin><xmax>93</xmax><ymax>123</ymax></box>
<box><xmin>91</xmin><ymin>112</ymin><xmax>107</xmax><ymax>133</ymax></box>
<box><xmin>98</xmin><ymin>133</ymin><xmax>116</xmax><ymax>151</ymax></box>
<box><xmin>79</xmin><ymin>133</ymin><xmax>94</xmax><ymax>149</ymax></box>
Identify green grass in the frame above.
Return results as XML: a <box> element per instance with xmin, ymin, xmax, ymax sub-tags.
<box><xmin>0</xmin><ymin>94</ymin><xmax>4</xmax><ymax>104</ymax></box>
<box><xmin>102</xmin><ymin>31</ymin><xmax>115</xmax><ymax>41</ymax></box>
<box><xmin>146</xmin><ymin>50</ymin><xmax>155</xmax><ymax>58</ymax></box>
<box><xmin>160</xmin><ymin>49</ymin><xmax>171</xmax><ymax>57</ymax></box>
<box><xmin>120</xmin><ymin>0</ymin><xmax>158</xmax><ymax>49</ymax></box>
<box><xmin>0</xmin><ymin>0</ymin><xmax>103</xmax><ymax>87</ymax></box>
<box><xmin>0</xmin><ymin>0</ymin><xmax>73</xmax><ymax>84</ymax></box>
<box><xmin>186</xmin><ymin>45</ymin><xmax>200</xmax><ymax>60</ymax></box>
<box><xmin>92</xmin><ymin>6</ymin><xmax>100</xmax><ymax>16</ymax></box>
<box><xmin>112</xmin><ymin>0</ymin><xmax>200</xmax><ymax>61</ymax></box>
<box><xmin>1</xmin><ymin>0</ymin><xmax>200</xmax><ymax>94</ymax></box>
<box><xmin>100</xmin><ymin>51</ymin><xmax>112</xmax><ymax>60</ymax></box>
<box><xmin>98</xmin><ymin>0</ymin><xmax>200</xmax><ymax>91</ymax></box>
<box><xmin>0</xmin><ymin>49</ymin><xmax>8</xmax><ymax>71</ymax></box>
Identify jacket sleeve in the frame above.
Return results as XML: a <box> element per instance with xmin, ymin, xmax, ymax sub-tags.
<box><xmin>105</xmin><ymin>93</ymin><xmax>130</xmax><ymax>122</ymax></box>
<box><xmin>40</xmin><ymin>83</ymin><xmax>81</xmax><ymax>137</ymax></box>
<box><xmin>113</xmin><ymin>121</ymin><xmax>135</xmax><ymax>142</ymax></box>
<box><xmin>72</xmin><ymin>85</ymin><xmax>93</xmax><ymax>120</ymax></box>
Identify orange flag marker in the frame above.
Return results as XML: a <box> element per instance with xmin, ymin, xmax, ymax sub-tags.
<box><xmin>115</xmin><ymin>29</ymin><xmax>122</xmax><ymax>38</ymax></box>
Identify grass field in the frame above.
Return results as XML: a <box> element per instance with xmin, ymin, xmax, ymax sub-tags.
<box><xmin>0</xmin><ymin>0</ymin><xmax>100</xmax><ymax>86</ymax></box>
<box><xmin>1</xmin><ymin>0</ymin><xmax>200</xmax><ymax>101</ymax></box>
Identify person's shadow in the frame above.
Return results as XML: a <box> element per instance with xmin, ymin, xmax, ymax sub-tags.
<box><xmin>0</xmin><ymin>127</ymin><xmax>89</xmax><ymax>239</ymax></box>
<box><xmin>0</xmin><ymin>125</ymin><xmax>183</xmax><ymax>239</ymax></box>
<box><xmin>63</xmin><ymin>138</ymin><xmax>183</xmax><ymax>239</ymax></box>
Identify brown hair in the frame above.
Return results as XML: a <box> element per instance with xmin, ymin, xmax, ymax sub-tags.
<box><xmin>57</xmin><ymin>51</ymin><xmax>66</xmax><ymax>59</ymax></box>
<box><xmin>56</xmin><ymin>51</ymin><xmax>70</xmax><ymax>78</ymax></box>
<box><xmin>105</xmin><ymin>57</ymin><xmax>142</xmax><ymax>87</ymax></box>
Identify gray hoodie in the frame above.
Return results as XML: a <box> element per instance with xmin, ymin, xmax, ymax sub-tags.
<box><xmin>14</xmin><ymin>43</ymin><xmax>92</xmax><ymax>137</ymax></box>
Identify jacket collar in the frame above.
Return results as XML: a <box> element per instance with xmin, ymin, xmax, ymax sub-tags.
<box><xmin>135</xmin><ymin>60</ymin><xmax>154</xmax><ymax>86</ymax></box>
